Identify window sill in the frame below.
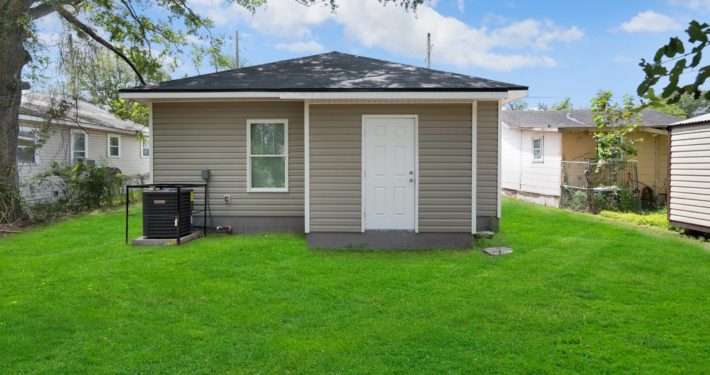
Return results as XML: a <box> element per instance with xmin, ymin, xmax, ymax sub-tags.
<box><xmin>247</xmin><ymin>188</ymin><xmax>289</xmax><ymax>193</ymax></box>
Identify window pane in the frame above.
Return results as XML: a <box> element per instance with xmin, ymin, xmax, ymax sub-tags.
<box><xmin>17</xmin><ymin>146</ymin><xmax>34</xmax><ymax>164</ymax></box>
<box><xmin>251</xmin><ymin>157</ymin><xmax>286</xmax><ymax>188</ymax></box>
<box><xmin>110</xmin><ymin>137</ymin><xmax>119</xmax><ymax>147</ymax></box>
<box><xmin>251</xmin><ymin>123</ymin><xmax>285</xmax><ymax>155</ymax></box>
<box><xmin>142</xmin><ymin>140</ymin><xmax>150</xmax><ymax>157</ymax></box>
<box><xmin>19</xmin><ymin>128</ymin><xmax>35</xmax><ymax>140</ymax></box>
<box><xmin>73</xmin><ymin>133</ymin><xmax>86</xmax><ymax>151</ymax></box>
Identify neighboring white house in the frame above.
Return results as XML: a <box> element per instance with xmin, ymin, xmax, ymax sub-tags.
<box><xmin>18</xmin><ymin>92</ymin><xmax>149</xmax><ymax>201</ymax></box>
<box><xmin>501</xmin><ymin>109</ymin><xmax>679</xmax><ymax>207</ymax></box>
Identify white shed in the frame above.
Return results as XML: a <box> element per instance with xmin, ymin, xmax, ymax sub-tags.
<box><xmin>668</xmin><ymin>113</ymin><xmax>710</xmax><ymax>233</ymax></box>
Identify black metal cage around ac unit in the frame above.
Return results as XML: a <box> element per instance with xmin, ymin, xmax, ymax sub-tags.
<box><xmin>125</xmin><ymin>183</ymin><xmax>207</xmax><ymax>244</ymax></box>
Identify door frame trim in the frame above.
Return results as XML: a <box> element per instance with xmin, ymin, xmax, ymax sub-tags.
<box><xmin>361</xmin><ymin>114</ymin><xmax>419</xmax><ymax>233</ymax></box>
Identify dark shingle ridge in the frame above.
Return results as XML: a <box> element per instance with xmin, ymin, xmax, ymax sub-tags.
<box><xmin>502</xmin><ymin>109</ymin><xmax>680</xmax><ymax>129</ymax></box>
<box><xmin>122</xmin><ymin>51</ymin><xmax>527</xmax><ymax>92</ymax></box>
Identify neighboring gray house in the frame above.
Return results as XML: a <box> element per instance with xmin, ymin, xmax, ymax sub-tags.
<box><xmin>119</xmin><ymin>52</ymin><xmax>527</xmax><ymax>249</ymax></box>
<box><xmin>18</xmin><ymin>92</ymin><xmax>149</xmax><ymax>201</ymax></box>
<box><xmin>502</xmin><ymin>109</ymin><xmax>679</xmax><ymax>207</ymax></box>
<box><xmin>667</xmin><ymin>113</ymin><xmax>710</xmax><ymax>233</ymax></box>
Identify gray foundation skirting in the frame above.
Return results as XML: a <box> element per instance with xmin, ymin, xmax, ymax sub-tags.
<box><xmin>194</xmin><ymin>216</ymin><xmax>304</xmax><ymax>233</ymax></box>
<box><xmin>477</xmin><ymin>216</ymin><xmax>499</xmax><ymax>232</ymax></box>
<box><xmin>308</xmin><ymin>231</ymin><xmax>474</xmax><ymax>249</ymax></box>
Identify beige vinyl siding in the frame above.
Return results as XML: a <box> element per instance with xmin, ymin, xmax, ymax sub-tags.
<box><xmin>152</xmin><ymin>101</ymin><xmax>304</xmax><ymax>217</ymax></box>
<box><xmin>669</xmin><ymin>123</ymin><xmax>710</xmax><ymax>228</ymax></box>
<box><xmin>309</xmin><ymin>105</ymin><xmax>363</xmax><ymax>232</ymax></box>
<box><xmin>418</xmin><ymin>104</ymin><xmax>471</xmax><ymax>232</ymax></box>
<box><xmin>477</xmin><ymin>101</ymin><xmax>499</xmax><ymax>217</ymax></box>
<box><xmin>310</xmin><ymin>103</ymin><xmax>480</xmax><ymax>233</ymax></box>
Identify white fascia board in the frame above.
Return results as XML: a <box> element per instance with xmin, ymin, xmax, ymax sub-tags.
<box><xmin>501</xmin><ymin>89</ymin><xmax>529</xmax><ymax>103</ymax></box>
<box><xmin>119</xmin><ymin>90</ymin><xmax>522</xmax><ymax>103</ymax></box>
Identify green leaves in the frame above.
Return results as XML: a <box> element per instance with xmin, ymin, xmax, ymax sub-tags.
<box><xmin>638</xmin><ymin>20</ymin><xmax>709</xmax><ymax>105</ymax></box>
<box><xmin>592</xmin><ymin>91</ymin><xmax>641</xmax><ymax>162</ymax></box>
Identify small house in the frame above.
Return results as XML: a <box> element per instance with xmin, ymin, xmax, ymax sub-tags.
<box><xmin>18</xmin><ymin>92</ymin><xmax>149</xmax><ymax>202</ymax></box>
<box><xmin>119</xmin><ymin>52</ymin><xmax>528</xmax><ymax>249</ymax></box>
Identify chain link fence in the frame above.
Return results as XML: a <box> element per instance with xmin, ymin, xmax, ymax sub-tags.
<box><xmin>561</xmin><ymin>161</ymin><xmax>641</xmax><ymax>213</ymax></box>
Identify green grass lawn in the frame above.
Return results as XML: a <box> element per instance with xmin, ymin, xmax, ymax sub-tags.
<box><xmin>1</xmin><ymin>199</ymin><xmax>708</xmax><ymax>373</ymax></box>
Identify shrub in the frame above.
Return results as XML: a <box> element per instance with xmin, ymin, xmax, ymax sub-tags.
<box><xmin>26</xmin><ymin>161</ymin><xmax>129</xmax><ymax>222</ymax></box>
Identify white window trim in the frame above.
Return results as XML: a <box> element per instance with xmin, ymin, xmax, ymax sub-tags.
<box><xmin>17</xmin><ymin>126</ymin><xmax>39</xmax><ymax>165</ymax></box>
<box><xmin>107</xmin><ymin>134</ymin><xmax>121</xmax><ymax>158</ymax></box>
<box><xmin>141</xmin><ymin>137</ymin><xmax>150</xmax><ymax>159</ymax></box>
<box><xmin>70</xmin><ymin>130</ymin><xmax>88</xmax><ymax>164</ymax></box>
<box><xmin>532</xmin><ymin>136</ymin><xmax>544</xmax><ymax>163</ymax></box>
<box><xmin>246</xmin><ymin>119</ymin><xmax>289</xmax><ymax>192</ymax></box>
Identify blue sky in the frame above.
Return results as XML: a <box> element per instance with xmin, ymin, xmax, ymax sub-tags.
<box><xmin>36</xmin><ymin>0</ymin><xmax>710</xmax><ymax>108</ymax></box>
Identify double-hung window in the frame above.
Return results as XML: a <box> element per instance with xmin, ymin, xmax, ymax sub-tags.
<box><xmin>71</xmin><ymin>131</ymin><xmax>88</xmax><ymax>164</ymax></box>
<box><xmin>247</xmin><ymin>120</ymin><xmax>288</xmax><ymax>192</ymax></box>
<box><xmin>532</xmin><ymin>137</ymin><xmax>543</xmax><ymax>162</ymax></box>
<box><xmin>17</xmin><ymin>126</ymin><xmax>38</xmax><ymax>164</ymax></box>
<box><xmin>108</xmin><ymin>134</ymin><xmax>121</xmax><ymax>158</ymax></box>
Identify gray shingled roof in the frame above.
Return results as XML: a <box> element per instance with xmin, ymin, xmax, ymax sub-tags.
<box><xmin>121</xmin><ymin>51</ymin><xmax>527</xmax><ymax>93</ymax></box>
<box><xmin>20</xmin><ymin>92</ymin><xmax>145</xmax><ymax>133</ymax></box>
<box><xmin>502</xmin><ymin>109</ymin><xmax>680</xmax><ymax>130</ymax></box>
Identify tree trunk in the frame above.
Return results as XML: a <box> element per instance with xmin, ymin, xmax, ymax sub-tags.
<box><xmin>0</xmin><ymin>2</ymin><xmax>32</xmax><ymax>224</ymax></box>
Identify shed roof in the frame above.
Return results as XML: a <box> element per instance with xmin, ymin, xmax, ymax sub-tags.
<box><xmin>120</xmin><ymin>51</ymin><xmax>527</xmax><ymax>93</ymax></box>
<box><xmin>21</xmin><ymin>92</ymin><xmax>145</xmax><ymax>134</ymax></box>
<box><xmin>502</xmin><ymin>109</ymin><xmax>679</xmax><ymax>130</ymax></box>
<box><xmin>670</xmin><ymin>112</ymin><xmax>710</xmax><ymax>126</ymax></box>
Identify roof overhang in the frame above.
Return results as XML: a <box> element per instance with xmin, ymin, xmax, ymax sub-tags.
<box><xmin>119</xmin><ymin>89</ymin><xmax>528</xmax><ymax>104</ymax></box>
<box><xmin>19</xmin><ymin>114</ymin><xmax>147</xmax><ymax>135</ymax></box>
<box><xmin>557</xmin><ymin>126</ymin><xmax>668</xmax><ymax>135</ymax></box>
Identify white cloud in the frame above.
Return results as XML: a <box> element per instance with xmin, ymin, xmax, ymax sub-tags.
<box><xmin>189</xmin><ymin>0</ymin><xmax>584</xmax><ymax>71</ymax></box>
<box><xmin>275</xmin><ymin>40</ymin><xmax>325</xmax><ymax>53</ymax></box>
<box><xmin>619</xmin><ymin>10</ymin><xmax>680</xmax><ymax>33</ymax></box>
<box><xmin>333</xmin><ymin>1</ymin><xmax>583</xmax><ymax>71</ymax></box>
<box><xmin>190</xmin><ymin>0</ymin><xmax>330</xmax><ymax>37</ymax></box>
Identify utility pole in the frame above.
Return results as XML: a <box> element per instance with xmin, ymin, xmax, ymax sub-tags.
<box><xmin>235</xmin><ymin>31</ymin><xmax>240</xmax><ymax>69</ymax></box>
<box><xmin>426</xmin><ymin>32</ymin><xmax>431</xmax><ymax>69</ymax></box>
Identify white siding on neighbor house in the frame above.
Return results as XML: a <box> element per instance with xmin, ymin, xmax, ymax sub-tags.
<box><xmin>152</xmin><ymin>101</ymin><xmax>304</xmax><ymax>217</ymax></box>
<box><xmin>501</xmin><ymin>125</ymin><xmax>562</xmax><ymax>205</ymax></box>
<box><xmin>17</xmin><ymin>121</ymin><xmax>149</xmax><ymax>202</ymax></box>
<box><xmin>17</xmin><ymin>123</ymin><xmax>70</xmax><ymax>183</ymax></box>
<box><xmin>669</xmin><ymin>123</ymin><xmax>710</xmax><ymax>229</ymax></box>
<box><xmin>86</xmin><ymin>129</ymin><xmax>149</xmax><ymax>177</ymax></box>
<box><xmin>501</xmin><ymin>125</ymin><xmax>522</xmax><ymax>192</ymax></box>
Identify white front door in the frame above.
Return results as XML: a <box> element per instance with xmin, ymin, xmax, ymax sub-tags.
<box><xmin>363</xmin><ymin>116</ymin><xmax>416</xmax><ymax>230</ymax></box>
